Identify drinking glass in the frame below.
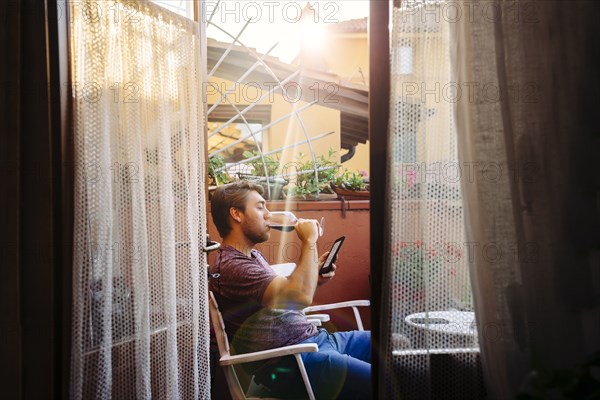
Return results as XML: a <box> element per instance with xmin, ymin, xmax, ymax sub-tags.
<box><xmin>269</xmin><ymin>211</ymin><xmax>324</xmax><ymax>236</ymax></box>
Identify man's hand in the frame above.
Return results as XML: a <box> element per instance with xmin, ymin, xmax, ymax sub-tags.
<box><xmin>295</xmin><ymin>218</ymin><xmax>319</xmax><ymax>244</ymax></box>
<box><xmin>317</xmin><ymin>251</ymin><xmax>336</xmax><ymax>286</ymax></box>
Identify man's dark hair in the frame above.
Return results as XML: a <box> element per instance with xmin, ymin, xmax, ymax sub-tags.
<box><xmin>211</xmin><ymin>181</ymin><xmax>265</xmax><ymax>238</ymax></box>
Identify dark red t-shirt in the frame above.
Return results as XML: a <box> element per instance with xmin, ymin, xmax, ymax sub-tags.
<box><xmin>208</xmin><ymin>244</ymin><xmax>317</xmax><ymax>355</ymax></box>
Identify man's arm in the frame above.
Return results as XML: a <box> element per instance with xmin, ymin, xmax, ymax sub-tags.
<box><xmin>262</xmin><ymin>219</ymin><xmax>320</xmax><ymax>309</ymax></box>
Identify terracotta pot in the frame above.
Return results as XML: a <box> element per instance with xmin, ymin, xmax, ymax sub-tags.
<box><xmin>331</xmin><ymin>184</ymin><xmax>370</xmax><ymax>200</ymax></box>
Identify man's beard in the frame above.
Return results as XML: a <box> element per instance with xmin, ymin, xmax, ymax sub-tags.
<box><xmin>242</xmin><ymin>222</ymin><xmax>270</xmax><ymax>244</ymax></box>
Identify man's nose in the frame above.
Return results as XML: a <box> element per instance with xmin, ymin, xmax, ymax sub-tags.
<box><xmin>265</xmin><ymin>210</ymin><xmax>271</xmax><ymax>220</ymax></box>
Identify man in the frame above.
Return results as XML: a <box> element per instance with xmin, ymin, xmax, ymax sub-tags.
<box><xmin>209</xmin><ymin>181</ymin><xmax>371</xmax><ymax>399</ymax></box>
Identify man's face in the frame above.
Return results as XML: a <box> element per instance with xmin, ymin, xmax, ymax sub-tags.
<box><xmin>239</xmin><ymin>190</ymin><xmax>271</xmax><ymax>244</ymax></box>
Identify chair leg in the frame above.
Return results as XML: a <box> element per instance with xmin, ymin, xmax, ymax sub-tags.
<box><xmin>294</xmin><ymin>354</ymin><xmax>315</xmax><ymax>400</ymax></box>
<box><xmin>225</xmin><ymin>365</ymin><xmax>247</xmax><ymax>400</ymax></box>
<box><xmin>352</xmin><ymin>306</ymin><xmax>364</xmax><ymax>331</ymax></box>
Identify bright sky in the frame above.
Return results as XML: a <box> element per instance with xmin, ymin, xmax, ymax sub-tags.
<box><xmin>206</xmin><ymin>0</ymin><xmax>369</xmax><ymax>62</ymax></box>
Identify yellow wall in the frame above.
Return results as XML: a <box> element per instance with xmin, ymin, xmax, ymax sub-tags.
<box><xmin>268</xmin><ymin>100</ymin><xmax>341</xmax><ymax>167</ymax></box>
<box><xmin>206</xmin><ymin>76</ymin><xmax>342</xmax><ymax>169</ymax></box>
<box><xmin>320</xmin><ymin>33</ymin><xmax>370</xmax><ymax>175</ymax></box>
<box><xmin>342</xmin><ymin>143</ymin><xmax>370</xmax><ymax>174</ymax></box>
<box><xmin>324</xmin><ymin>34</ymin><xmax>369</xmax><ymax>84</ymax></box>
<box><xmin>207</xmin><ymin>30</ymin><xmax>372</xmax><ymax>176</ymax></box>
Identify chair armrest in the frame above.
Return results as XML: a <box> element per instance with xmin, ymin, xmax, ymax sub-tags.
<box><xmin>220</xmin><ymin>343</ymin><xmax>318</xmax><ymax>366</ymax></box>
<box><xmin>303</xmin><ymin>300</ymin><xmax>370</xmax><ymax>313</ymax></box>
<box><xmin>304</xmin><ymin>300</ymin><xmax>370</xmax><ymax>331</ymax></box>
<box><xmin>305</xmin><ymin>313</ymin><xmax>330</xmax><ymax>322</ymax></box>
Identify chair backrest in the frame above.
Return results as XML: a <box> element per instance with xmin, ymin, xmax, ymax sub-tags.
<box><xmin>208</xmin><ymin>291</ymin><xmax>230</xmax><ymax>358</ymax></box>
<box><xmin>208</xmin><ymin>291</ymin><xmax>249</xmax><ymax>399</ymax></box>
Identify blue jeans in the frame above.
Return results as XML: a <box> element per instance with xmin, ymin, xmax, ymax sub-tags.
<box><xmin>300</xmin><ymin>329</ymin><xmax>372</xmax><ymax>399</ymax></box>
<box><xmin>255</xmin><ymin>329</ymin><xmax>371</xmax><ymax>399</ymax></box>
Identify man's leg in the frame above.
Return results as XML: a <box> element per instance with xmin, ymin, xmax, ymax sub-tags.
<box><xmin>331</xmin><ymin>330</ymin><xmax>371</xmax><ymax>362</ymax></box>
<box><xmin>302</xmin><ymin>349</ymin><xmax>371</xmax><ymax>399</ymax></box>
<box><xmin>300</xmin><ymin>330</ymin><xmax>372</xmax><ymax>399</ymax></box>
<box><xmin>262</xmin><ymin>331</ymin><xmax>372</xmax><ymax>398</ymax></box>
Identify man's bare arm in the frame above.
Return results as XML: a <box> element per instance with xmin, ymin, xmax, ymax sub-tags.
<box><xmin>262</xmin><ymin>219</ymin><xmax>320</xmax><ymax>309</ymax></box>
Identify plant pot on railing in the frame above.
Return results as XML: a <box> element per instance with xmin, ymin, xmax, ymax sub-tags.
<box><xmin>283</xmin><ymin>180</ymin><xmax>339</xmax><ymax>201</ymax></box>
<box><xmin>283</xmin><ymin>190</ymin><xmax>338</xmax><ymax>201</ymax></box>
<box><xmin>331</xmin><ymin>169</ymin><xmax>370</xmax><ymax>200</ymax></box>
<box><xmin>330</xmin><ymin>183</ymin><xmax>370</xmax><ymax>200</ymax></box>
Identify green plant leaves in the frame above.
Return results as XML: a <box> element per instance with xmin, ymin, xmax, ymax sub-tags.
<box><xmin>208</xmin><ymin>154</ymin><xmax>231</xmax><ymax>185</ymax></box>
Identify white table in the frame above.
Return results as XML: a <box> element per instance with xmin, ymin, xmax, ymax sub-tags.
<box><xmin>270</xmin><ymin>262</ymin><xmax>296</xmax><ymax>277</ymax></box>
<box><xmin>405</xmin><ymin>311</ymin><xmax>477</xmax><ymax>337</ymax></box>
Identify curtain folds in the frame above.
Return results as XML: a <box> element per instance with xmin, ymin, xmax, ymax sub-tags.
<box><xmin>381</xmin><ymin>1</ymin><xmax>482</xmax><ymax>398</ymax></box>
<box><xmin>451</xmin><ymin>1</ymin><xmax>525</xmax><ymax>397</ymax></box>
<box><xmin>69</xmin><ymin>1</ymin><xmax>210</xmax><ymax>398</ymax></box>
<box><xmin>453</xmin><ymin>0</ymin><xmax>600</xmax><ymax>398</ymax></box>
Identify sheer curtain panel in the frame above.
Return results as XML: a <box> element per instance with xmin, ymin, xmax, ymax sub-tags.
<box><xmin>452</xmin><ymin>0</ymin><xmax>600</xmax><ymax>398</ymax></box>
<box><xmin>69</xmin><ymin>1</ymin><xmax>210</xmax><ymax>398</ymax></box>
<box><xmin>380</xmin><ymin>1</ymin><xmax>483</xmax><ymax>399</ymax></box>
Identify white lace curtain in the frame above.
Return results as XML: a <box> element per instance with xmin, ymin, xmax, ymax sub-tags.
<box><xmin>69</xmin><ymin>1</ymin><xmax>210</xmax><ymax>398</ymax></box>
<box><xmin>381</xmin><ymin>1</ymin><xmax>483</xmax><ymax>398</ymax></box>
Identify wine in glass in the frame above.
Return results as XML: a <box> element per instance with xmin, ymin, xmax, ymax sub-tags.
<box><xmin>268</xmin><ymin>211</ymin><xmax>297</xmax><ymax>232</ymax></box>
<box><xmin>269</xmin><ymin>211</ymin><xmax>324</xmax><ymax>236</ymax></box>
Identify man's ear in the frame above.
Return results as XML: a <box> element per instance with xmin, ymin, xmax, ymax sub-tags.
<box><xmin>229</xmin><ymin>207</ymin><xmax>242</xmax><ymax>223</ymax></box>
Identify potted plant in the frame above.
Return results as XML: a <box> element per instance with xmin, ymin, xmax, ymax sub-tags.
<box><xmin>284</xmin><ymin>149</ymin><xmax>340</xmax><ymax>200</ymax></box>
<box><xmin>207</xmin><ymin>154</ymin><xmax>234</xmax><ymax>199</ymax></box>
<box><xmin>331</xmin><ymin>169</ymin><xmax>370</xmax><ymax>200</ymax></box>
<box><xmin>208</xmin><ymin>154</ymin><xmax>233</xmax><ymax>185</ymax></box>
<box><xmin>239</xmin><ymin>150</ymin><xmax>287</xmax><ymax>200</ymax></box>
